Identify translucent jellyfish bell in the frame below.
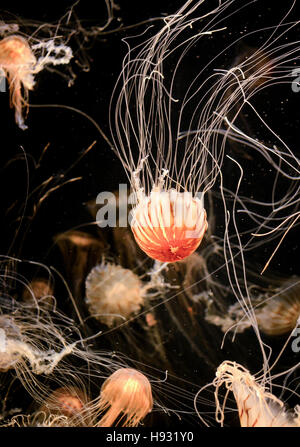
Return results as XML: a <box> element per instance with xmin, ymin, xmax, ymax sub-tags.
<box><xmin>85</xmin><ymin>261</ymin><xmax>145</xmax><ymax>327</ymax></box>
<box><xmin>255</xmin><ymin>279</ymin><xmax>300</xmax><ymax>336</ymax></box>
<box><xmin>96</xmin><ymin>368</ymin><xmax>153</xmax><ymax>427</ymax></box>
<box><xmin>37</xmin><ymin>386</ymin><xmax>90</xmax><ymax>426</ymax></box>
<box><xmin>205</xmin><ymin>276</ymin><xmax>300</xmax><ymax>336</ymax></box>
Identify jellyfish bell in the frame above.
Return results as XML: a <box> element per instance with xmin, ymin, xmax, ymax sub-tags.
<box><xmin>54</xmin><ymin>230</ymin><xmax>108</xmax><ymax>301</ymax></box>
<box><xmin>22</xmin><ymin>277</ymin><xmax>54</xmax><ymax>307</ymax></box>
<box><xmin>0</xmin><ymin>300</ymin><xmax>76</xmax><ymax>381</ymax></box>
<box><xmin>255</xmin><ymin>278</ymin><xmax>300</xmax><ymax>336</ymax></box>
<box><xmin>205</xmin><ymin>275</ymin><xmax>300</xmax><ymax>337</ymax></box>
<box><xmin>36</xmin><ymin>386</ymin><xmax>91</xmax><ymax>426</ymax></box>
<box><xmin>85</xmin><ymin>261</ymin><xmax>144</xmax><ymax>327</ymax></box>
<box><xmin>96</xmin><ymin>368</ymin><xmax>153</xmax><ymax>427</ymax></box>
<box><xmin>130</xmin><ymin>188</ymin><xmax>208</xmax><ymax>263</ymax></box>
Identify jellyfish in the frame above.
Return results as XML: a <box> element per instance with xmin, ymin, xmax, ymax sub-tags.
<box><xmin>212</xmin><ymin>361</ymin><xmax>300</xmax><ymax>427</ymax></box>
<box><xmin>0</xmin><ymin>35</ymin><xmax>36</xmax><ymax>130</ymax></box>
<box><xmin>204</xmin><ymin>276</ymin><xmax>300</xmax><ymax>337</ymax></box>
<box><xmin>85</xmin><ymin>261</ymin><xmax>145</xmax><ymax>328</ymax></box>
<box><xmin>255</xmin><ymin>278</ymin><xmax>300</xmax><ymax>336</ymax></box>
<box><xmin>35</xmin><ymin>386</ymin><xmax>92</xmax><ymax>426</ymax></box>
<box><xmin>0</xmin><ymin>34</ymin><xmax>72</xmax><ymax>129</ymax></box>
<box><xmin>22</xmin><ymin>277</ymin><xmax>54</xmax><ymax>308</ymax></box>
<box><xmin>107</xmin><ymin>0</ymin><xmax>300</xmax><ymax>277</ymax></box>
<box><xmin>109</xmin><ymin>2</ymin><xmax>233</xmax><ymax>263</ymax></box>
<box><xmin>95</xmin><ymin>368</ymin><xmax>153</xmax><ymax>427</ymax></box>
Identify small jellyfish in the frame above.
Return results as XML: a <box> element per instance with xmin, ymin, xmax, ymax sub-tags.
<box><xmin>0</xmin><ymin>314</ymin><xmax>23</xmax><ymax>372</ymax></box>
<box><xmin>213</xmin><ymin>361</ymin><xmax>300</xmax><ymax>427</ymax></box>
<box><xmin>205</xmin><ymin>277</ymin><xmax>300</xmax><ymax>336</ymax></box>
<box><xmin>255</xmin><ymin>279</ymin><xmax>300</xmax><ymax>336</ymax></box>
<box><xmin>0</xmin><ymin>34</ymin><xmax>72</xmax><ymax>129</ymax></box>
<box><xmin>37</xmin><ymin>386</ymin><xmax>90</xmax><ymax>426</ymax></box>
<box><xmin>0</xmin><ymin>35</ymin><xmax>36</xmax><ymax>130</ymax></box>
<box><xmin>85</xmin><ymin>261</ymin><xmax>145</xmax><ymax>327</ymax></box>
<box><xmin>22</xmin><ymin>277</ymin><xmax>54</xmax><ymax>307</ymax></box>
<box><xmin>96</xmin><ymin>368</ymin><xmax>153</xmax><ymax>427</ymax></box>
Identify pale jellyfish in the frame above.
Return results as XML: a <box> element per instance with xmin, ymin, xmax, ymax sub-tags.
<box><xmin>84</xmin><ymin>258</ymin><xmax>175</xmax><ymax>368</ymax></box>
<box><xmin>84</xmin><ymin>256</ymin><xmax>176</xmax><ymax>328</ymax></box>
<box><xmin>95</xmin><ymin>368</ymin><xmax>153</xmax><ymax>427</ymax></box>
<box><xmin>205</xmin><ymin>276</ymin><xmax>300</xmax><ymax>336</ymax></box>
<box><xmin>213</xmin><ymin>361</ymin><xmax>300</xmax><ymax>427</ymax></box>
<box><xmin>85</xmin><ymin>261</ymin><xmax>145</xmax><ymax>327</ymax></box>
<box><xmin>255</xmin><ymin>279</ymin><xmax>300</xmax><ymax>336</ymax></box>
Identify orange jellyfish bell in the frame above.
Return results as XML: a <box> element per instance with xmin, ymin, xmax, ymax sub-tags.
<box><xmin>97</xmin><ymin>368</ymin><xmax>153</xmax><ymax>427</ymax></box>
<box><xmin>130</xmin><ymin>188</ymin><xmax>208</xmax><ymax>263</ymax></box>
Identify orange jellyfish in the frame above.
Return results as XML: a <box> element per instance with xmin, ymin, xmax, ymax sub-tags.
<box><xmin>0</xmin><ymin>35</ymin><xmax>36</xmax><ymax>130</ymax></box>
<box><xmin>109</xmin><ymin>3</ymin><xmax>231</xmax><ymax>264</ymax></box>
<box><xmin>96</xmin><ymin>368</ymin><xmax>153</xmax><ymax>427</ymax></box>
<box><xmin>0</xmin><ymin>34</ymin><xmax>72</xmax><ymax>129</ymax></box>
<box><xmin>37</xmin><ymin>386</ymin><xmax>90</xmax><ymax>426</ymax></box>
<box><xmin>109</xmin><ymin>0</ymin><xmax>300</xmax><ymax>265</ymax></box>
<box><xmin>22</xmin><ymin>277</ymin><xmax>54</xmax><ymax>307</ymax></box>
<box><xmin>131</xmin><ymin>189</ymin><xmax>208</xmax><ymax>262</ymax></box>
<box><xmin>213</xmin><ymin>361</ymin><xmax>300</xmax><ymax>427</ymax></box>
